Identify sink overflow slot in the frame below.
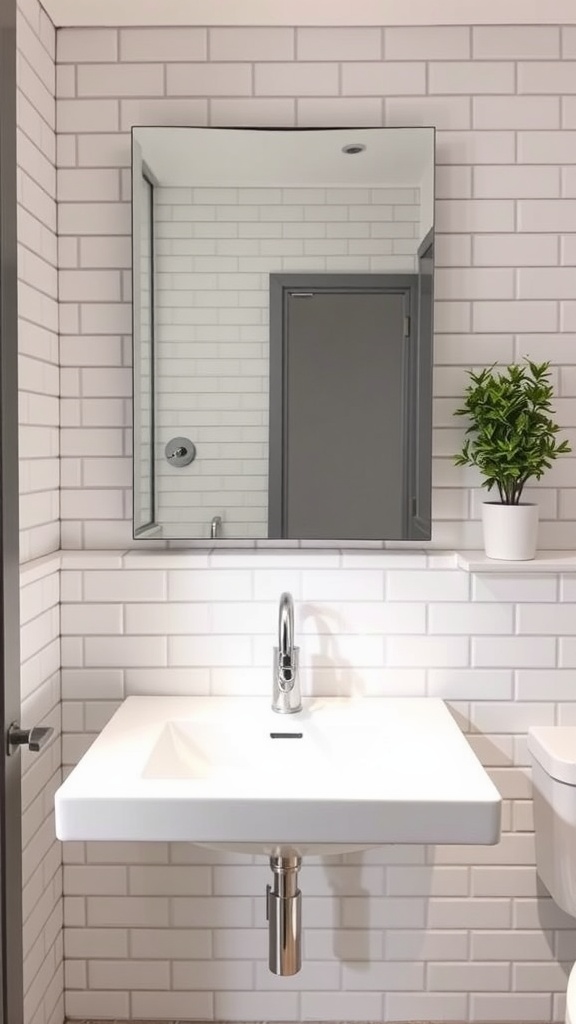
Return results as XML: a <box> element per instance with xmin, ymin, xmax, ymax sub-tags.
<box><xmin>270</xmin><ymin>732</ymin><xmax>303</xmax><ymax>739</ymax></box>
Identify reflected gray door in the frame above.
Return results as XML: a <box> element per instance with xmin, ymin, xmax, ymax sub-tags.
<box><xmin>0</xmin><ymin>0</ymin><xmax>24</xmax><ymax>1021</ymax></box>
<box><xmin>283</xmin><ymin>288</ymin><xmax>408</xmax><ymax>539</ymax></box>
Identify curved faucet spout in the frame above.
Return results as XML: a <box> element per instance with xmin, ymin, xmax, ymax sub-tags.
<box><xmin>272</xmin><ymin>592</ymin><xmax>301</xmax><ymax>714</ymax></box>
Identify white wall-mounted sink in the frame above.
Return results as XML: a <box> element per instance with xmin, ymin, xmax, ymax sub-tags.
<box><xmin>55</xmin><ymin>696</ymin><xmax>501</xmax><ymax>855</ymax></box>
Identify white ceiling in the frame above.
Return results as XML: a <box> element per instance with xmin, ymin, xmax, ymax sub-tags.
<box><xmin>137</xmin><ymin>127</ymin><xmax>434</xmax><ymax>188</ymax></box>
<box><xmin>41</xmin><ymin>0</ymin><xmax>576</xmax><ymax>26</ymax></box>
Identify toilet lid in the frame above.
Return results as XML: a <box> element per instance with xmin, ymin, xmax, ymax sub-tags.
<box><xmin>528</xmin><ymin>727</ymin><xmax>576</xmax><ymax>785</ymax></box>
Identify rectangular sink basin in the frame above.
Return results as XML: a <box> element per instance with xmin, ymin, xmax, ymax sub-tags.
<box><xmin>55</xmin><ymin>696</ymin><xmax>501</xmax><ymax>855</ymax></box>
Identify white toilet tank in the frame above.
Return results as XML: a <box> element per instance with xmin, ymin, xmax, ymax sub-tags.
<box><xmin>528</xmin><ymin>726</ymin><xmax>576</xmax><ymax>917</ymax></box>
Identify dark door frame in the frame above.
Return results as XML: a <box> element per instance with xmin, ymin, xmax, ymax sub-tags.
<box><xmin>0</xmin><ymin>0</ymin><xmax>24</xmax><ymax>1021</ymax></box>
<box><xmin>268</xmin><ymin>273</ymin><xmax>424</xmax><ymax>540</ymax></box>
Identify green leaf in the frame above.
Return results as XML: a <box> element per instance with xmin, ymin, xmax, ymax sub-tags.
<box><xmin>452</xmin><ymin>358</ymin><xmax>571</xmax><ymax>503</ymax></box>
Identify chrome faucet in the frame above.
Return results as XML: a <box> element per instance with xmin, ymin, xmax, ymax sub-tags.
<box><xmin>272</xmin><ymin>592</ymin><xmax>301</xmax><ymax>714</ymax></box>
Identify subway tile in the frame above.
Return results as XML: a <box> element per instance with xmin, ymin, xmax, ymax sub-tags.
<box><xmin>72</xmin><ymin>135</ymin><xmax>122</xmax><ymax>170</ymax></box>
<box><xmin>130</xmin><ymin>927</ymin><xmax>211</xmax><ymax>959</ymax></box>
<box><xmin>472</xmin><ymin>636</ymin><xmax>556</xmax><ymax>668</ymax></box>
<box><xmin>385</xmin><ymin>26</ymin><xmax>470</xmax><ymax>60</ymax></box>
<box><xmin>386</xmin><ymin>96</ymin><xmax>471</xmax><ymax>130</ymax></box>
<box><xmin>436</xmin><ymin>199</ymin><xmax>515</xmax><ymax>233</ymax></box>
<box><xmin>473</xmin><ymin>26</ymin><xmax>560</xmax><ymax>59</ymax></box>
<box><xmin>386</xmin><ymin>928</ymin><xmax>468</xmax><ymax>960</ymax></box>
<box><xmin>519</xmin><ymin>61</ymin><xmax>576</xmax><ymax>93</ymax></box>
<box><xmin>61</xmin><ymin>602</ymin><xmax>122</xmax><ymax>635</ymax></box>
<box><xmin>343</xmin><ymin>61</ymin><xmax>425</xmax><ymax>96</ymax></box>
<box><xmin>435</xmin><ymin>267</ymin><xmax>514</xmax><ymax>301</ymax></box>
<box><xmin>473</xmin><ymin>96</ymin><xmax>560</xmax><ymax>130</ymax></box>
<box><xmin>429</xmin><ymin>61</ymin><xmax>514</xmax><ymax>94</ymax></box>
<box><xmin>128</xmin><ymin>865</ymin><xmax>211</xmax><ymax>896</ymax></box>
<box><xmin>64</xmin><ymin>927</ymin><xmax>128</xmax><ymax>959</ymax></box>
<box><xmin>132</xmin><ymin>990</ymin><xmax>214</xmax><ymax>1018</ymax></box>
<box><xmin>471</xmin><ymin>993</ymin><xmax>553</xmax><ymax>1020</ymax></box>
<box><xmin>474</xmin><ymin>165</ymin><xmax>560</xmax><ymax>199</ymax></box>
<box><xmin>518</xmin><ymin>131</ymin><xmax>576</xmax><ymax>164</ymax></box>
<box><xmin>57</xmin><ymin>98</ymin><xmax>118</xmax><ymax>133</ymax></box>
<box><xmin>87</xmin><ymin>895</ymin><xmax>169</xmax><ymax>927</ymax></box>
<box><xmin>436</xmin><ymin>165</ymin><xmax>472</xmax><ymax>200</ymax></box>
<box><xmin>429</xmin><ymin>897</ymin><xmax>511</xmax><ymax>929</ymax></box>
<box><xmin>429</xmin><ymin>602</ymin><xmax>513</xmax><ymax>635</ymax></box>
<box><xmin>472</xmin><ymin>702</ymin><xmax>555</xmax><ymax>733</ymax></box>
<box><xmin>301</xmin><ymin>991</ymin><xmax>383</xmax><ymax>1020</ymax></box>
<box><xmin>168</xmin><ymin>568</ymin><xmax>251</xmax><ymax>601</ymax></box>
<box><xmin>57</xmin><ymin>28</ymin><xmax>118</xmax><ymax>62</ymax></box>
<box><xmin>171</xmin><ymin>894</ymin><xmax>253</xmax><ymax>928</ymax></box>
<box><xmin>169</xmin><ymin>634</ymin><xmax>251</xmax><ymax>667</ymax></box>
<box><xmin>84</xmin><ymin>636</ymin><xmax>166</xmax><ymax>668</ymax></box>
<box><xmin>387</xmin><ymin>569</ymin><xmax>469</xmax><ymax>601</ymax></box>
<box><xmin>297</xmin><ymin>97</ymin><xmax>381</xmax><ymax>127</ymax></box>
<box><xmin>166</xmin><ymin>63</ymin><xmax>252</xmax><ymax>97</ymax></box>
<box><xmin>77</xmin><ymin>63</ymin><xmax>164</xmax><ymax>97</ymax></box>
<box><xmin>64</xmin><ymin>991</ymin><xmax>129</xmax><ymax>1020</ymax></box>
<box><xmin>342</xmin><ymin>959</ymin><xmax>424</xmax><ymax>990</ymax></box>
<box><xmin>472</xmin><ymin>301</ymin><xmax>558</xmax><ymax>334</ymax></box>
<box><xmin>57</xmin><ymin>168</ymin><xmax>120</xmax><ymax>202</ymax></box>
<box><xmin>388</xmin><ymin>635</ymin><xmax>469</xmax><ymax>668</ymax></box>
<box><xmin>211</xmin><ymin>98</ymin><xmax>294</xmax><ymax>127</ymax></box>
<box><xmin>255</xmin><ymin>62</ymin><xmax>338</xmax><ymax>96</ymax></box>
<box><xmin>210</xmin><ymin>27</ymin><xmax>294</xmax><ymax>61</ymax></box>
<box><xmin>128</xmin><ymin>666</ymin><xmax>208</xmax><ymax>696</ymax></box>
<box><xmin>298</xmin><ymin>27</ymin><xmax>381</xmax><ymax>61</ymax></box>
<box><xmin>59</xmin><ymin>269</ymin><xmax>121</xmax><ymax>302</ymax></box>
<box><xmin>429</xmin><ymin>961</ymin><xmax>510</xmax><ymax>991</ymax></box>
<box><xmin>473</xmin><ymin>233</ymin><xmax>559</xmax><ymax>266</ymax></box>
<box><xmin>119</xmin><ymin>98</ymin><xmax>208</xmax><ymax>131</ymax></box>
<box><xmin>64</xmin><ymin>865</ymin><xmax>126</xmax><ymax>896</ymax></box>
<box><xmin>472</xmin><ymin>928</ymin><xmax>554</xmax><ymax>960</ymax></box>
<box><xmin>119</xmin><ymin>27</ymin><xmax>207</xmax><ymax>62</ymax></box>
<box><xmin>388</xmin><ymin>993</ymin><xmax>468</xmax><ymax>1019</ymax></box>
<box><xmin>172</xmin><ymin>959</ymin><xmax>252</xmax><ymax>990</ymax></box>
<box><xmin>58</xmin><ymin>201</ymin><xmax>130</xmax><ymax>236</ymax></box>
<box><xmin>519</xmin><ymin>267</ymin><xmax>576</xmax><ymax>300</ymax></box>
<box><xmin>88</xmin><ymin>958</ymin><xmax>170</xmax><ymax>989</ymax></box>
<box><xmin>388</xmin><ymin>866</ymin><xmax>469</xmax><ymax>897</ymax></box>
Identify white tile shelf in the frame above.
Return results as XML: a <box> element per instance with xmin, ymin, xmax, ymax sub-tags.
<box><xmin>457</xmin><ymin>550</ymin><xmax>576</xmax><ymax>573</ymax></box>
<box><xmin>20</xmin><ymin>548</ymin><xmax>576</xmax><ymax>579</ymax></box>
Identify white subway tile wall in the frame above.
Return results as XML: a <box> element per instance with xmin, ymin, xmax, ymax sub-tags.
<box><xmin>17</xmin><ymin>0</ymin><xmax>59</xmax><ymax>564</ymax></box>
<box><xmin>44</xmin><ymin>18</ymin><xmax>576</xmax><ymax>1024</ymax></box>
<box><xmin>55</xmin><ymin>24</ymin><xmax>576</xmax><ymax>551</ymax></box>
<box><xmin>17</xmin><ymin>3</ymin><xmax>63</xmax><ymax>1024</ymax></box>
<box><xmin>55</xmin><ymin>549</ymin><xmax>571</xmax><ymax>1022</ymax></box>
<box><xmin>154</xmin><ymin>184</ymin><xmax>419</xmax><ymax>538</ymax></box>
<box><xmin>20</xmin><ymin>557</ymin><xmax>62</xmax><ymax>1024</ymax></box>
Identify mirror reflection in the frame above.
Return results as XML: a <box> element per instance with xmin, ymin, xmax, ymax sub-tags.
<box><xmin>132</xmin><ymin>126</ymin><xmax>435</xmax><ymax>541</ymax></box>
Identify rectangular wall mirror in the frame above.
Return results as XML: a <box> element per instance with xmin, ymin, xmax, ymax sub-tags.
<box><xmin>132</xmin><ymin>126</ymin><xmax>435</xmax><ymax>542</ymax></box>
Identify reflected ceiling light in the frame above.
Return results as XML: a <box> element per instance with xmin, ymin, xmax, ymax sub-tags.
<box><xmin>341</xmin><ymin>143</ymin><xmax>366</xmax><ymax>155</ymax></box>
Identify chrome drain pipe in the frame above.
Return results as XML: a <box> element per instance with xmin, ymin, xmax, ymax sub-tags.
<box><xmin>266</xmin><ymin>855</ymin><xmax>302</xmax><ymax>975</ymax></box>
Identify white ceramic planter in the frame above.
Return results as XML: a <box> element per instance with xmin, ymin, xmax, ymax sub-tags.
<box><xmin>481</xmin><ymin>502</ymin><xmax>539</xmax><ymax>561</ymax></box>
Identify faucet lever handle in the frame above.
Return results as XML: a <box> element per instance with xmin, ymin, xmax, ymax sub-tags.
<box><xmin>278</xmin><ymin>652</ymin><xmax>294</xmax><ymax>678</ymax></box>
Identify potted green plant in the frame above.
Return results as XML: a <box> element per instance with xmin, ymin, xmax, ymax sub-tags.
<box><xmin>454</xmin><ymin>359</ymin><xmax>571</xmax><ymax>560</ymax></box>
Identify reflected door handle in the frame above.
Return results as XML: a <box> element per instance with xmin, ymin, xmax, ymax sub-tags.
<box><xmin>7</xmin><ymin>723</ymin><xmax>54</xmax><ymax>755</ymax></box>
